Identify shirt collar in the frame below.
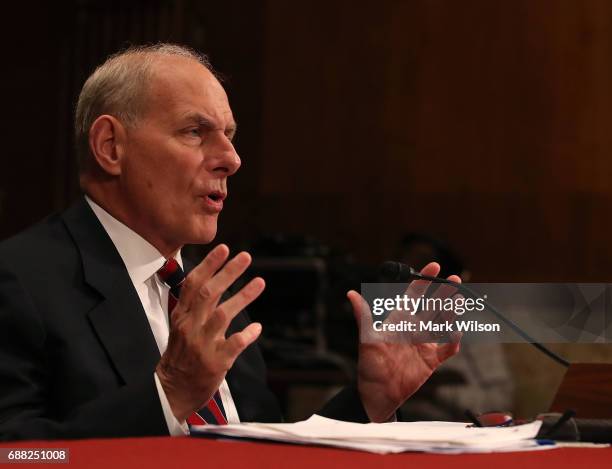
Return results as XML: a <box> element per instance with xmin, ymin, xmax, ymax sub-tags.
<box><xmin>85</xmin><ymin>195</ymin><xmax>183</xmax><ymax>286</ymax></box>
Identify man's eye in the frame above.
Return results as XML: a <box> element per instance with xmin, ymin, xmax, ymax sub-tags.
<box><xmin>187</xmin><ymin>128</ymin><xmax>201</xmax><ymax>137</ymax></box>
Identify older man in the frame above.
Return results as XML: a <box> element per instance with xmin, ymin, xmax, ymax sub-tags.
<box><xmin>0</xmin><ymin>44</ymin><xmax>460</xmax><ymax>440</ymax></box>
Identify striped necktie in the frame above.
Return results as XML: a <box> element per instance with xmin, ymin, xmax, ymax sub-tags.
<box><xmin>157</xmin><ymin>258</ymin><xmax>228</xmax><ymax>426</ymax></box>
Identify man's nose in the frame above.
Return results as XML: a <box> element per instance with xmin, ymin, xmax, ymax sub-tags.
<box><xmin>207</xmin><ymin>133</ymin><xmax>241</xmax><ymax>176</ymax></box>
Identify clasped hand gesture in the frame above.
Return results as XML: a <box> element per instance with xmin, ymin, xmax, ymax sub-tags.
<box><xmin>156</xmin><ymin>244</ymin><xmax>264</xmax><ymax>421</ymax></box>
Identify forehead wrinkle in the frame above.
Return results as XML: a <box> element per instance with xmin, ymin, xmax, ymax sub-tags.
<box><xmin>179</xmin><ymin>111</ymin><xmax>237</xmax><ymax>133</ymax></box>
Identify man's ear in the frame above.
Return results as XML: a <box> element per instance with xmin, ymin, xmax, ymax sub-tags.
<box><xmin>88</xmin><ymin>115</ymin><xmax>128</xmax><ymax>176</ymax></box>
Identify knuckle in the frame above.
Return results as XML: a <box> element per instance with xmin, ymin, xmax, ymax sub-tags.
<box><xmin>244</xmin><ymin>280</ymin><xmax>259</xmax><ymax>296</ymax></box>
<box><xmin>232</xmin><ymin>334</ymin><xmax>247</xmax><ymax>350</ymax></box>
<box><xmin>169</xmin><ymin>316</ymin><xmax>182</xmax><ymax>333</ymax></box>
<box><xmin>203</xmin><ymin>255</ymin><xmax>216</xmax><ymax>269</ymax></box>
<box><xmin>235</xmin><ymin>289</ymin><xmax>249</xmax><ymax>304</ymax></box>
<box><xmin>213</xmin><ymin>307</ymin><xmax>228</xmax><ymax>325</ymax></box>
<box><xmin>240</xmin><ymin>282</ymin><xmax>260</xmax><ymax>301</ymax></box>
<box><xmin>229</xmin><ymin>252</ymin><xmax>250</xmax><ymax>273</ymax></box>
<box><xmin>198</xmin><ymin>284</ymin><xmax>212</xmax><ymax>300</ymax></box>
<box><xmin>176</xmin><ymin>321</ymin><xmax>191</xmax><ymax>337</ymax></box>
<box><xmin>183</xmin><ymin>276</ymin><xmax>196</xmax><ymax>291</ymax></box>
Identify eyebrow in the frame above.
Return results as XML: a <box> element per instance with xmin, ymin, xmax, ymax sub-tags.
<box><xmin>182</xmin><ymin>112</ymin><xmax>238</xmax><ymax>139</ymax></box>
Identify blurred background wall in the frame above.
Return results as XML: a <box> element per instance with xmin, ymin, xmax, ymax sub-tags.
<box><xmin>2</xmin><ymin>0</ymin><xmax>612</xmax><ymax>419</ymax></box>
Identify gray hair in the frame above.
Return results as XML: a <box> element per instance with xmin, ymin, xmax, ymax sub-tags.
<box><xmin>74</xmin><ymin>43</ymin><xmax>212</xmax><ymax>171</ymax></box>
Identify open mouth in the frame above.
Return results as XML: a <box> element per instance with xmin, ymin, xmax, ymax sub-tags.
<box><xmin>203</xmin><ymin>191</ymin><xmax>226</xmax><ymax>210</ymax></box>
<box><xmin>206</xmin><ymin>191</ymin><xmax>225</xmax><ymax>202</ymax></box>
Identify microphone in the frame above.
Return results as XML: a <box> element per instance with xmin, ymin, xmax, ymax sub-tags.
<box><xmin>379</xmin><ymin>261</ymin><xmax>570</xmax><ymax>367</ymax></box>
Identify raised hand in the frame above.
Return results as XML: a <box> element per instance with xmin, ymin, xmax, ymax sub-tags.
<box><xmin>156</xmin><ymin>244</ymin><xmax>265</xmax><ymax>421</ymax></box>
<box><xmin>347</xmin><ymin>262</ymin><xmax>461</xmax><ymax>422</ymax></box>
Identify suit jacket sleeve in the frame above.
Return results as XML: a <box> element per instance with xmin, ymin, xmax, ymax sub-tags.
<box><xmin>316</xmin><ymin>384</ymin><xmax>370</xmax><ymax>423</ymax></box>
<box><xmin>0</xmin><ymin>261</ymin><xmax>169</xmax><ymax>441</ymax></box>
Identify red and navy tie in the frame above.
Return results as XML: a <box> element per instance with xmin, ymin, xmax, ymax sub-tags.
<box><xmin>157</xmin><ymin>258</ymin><xmax>228</xmax><ymax>426</ymax></box>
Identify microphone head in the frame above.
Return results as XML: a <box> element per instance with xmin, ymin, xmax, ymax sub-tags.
<box><xmin>379</xmin><ymin>261</ymin><xmax>422</xmax><ymax>281</ymax></box>
<box><xmin>379</xmin><ymin>261</ymin><xmax>402</xmax><ymax>281</ymax></box>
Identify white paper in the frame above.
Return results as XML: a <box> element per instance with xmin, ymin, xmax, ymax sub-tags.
<box><xmin>190</xmin><ymin>415</ymin><xmax>550</xmax><ymax>454</ymax></box>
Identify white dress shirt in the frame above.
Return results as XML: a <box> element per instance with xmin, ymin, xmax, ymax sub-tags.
<box><xmin>85</xmin><ymin>196</ymin><xmax>240</xmax><ymax>435</ymax></box>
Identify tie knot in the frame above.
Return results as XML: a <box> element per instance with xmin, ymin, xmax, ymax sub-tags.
<box><xmin>157</xmin><ymin>258</ymin><xmax>185</xmax><ymax>290</ymax></box>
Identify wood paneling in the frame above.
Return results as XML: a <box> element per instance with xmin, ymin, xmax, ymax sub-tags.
<box><xmin>254</xmin><ymin>0</ymin><xmax>612</xmax><ymax>282</ymax></box>
<box><xmin>6</xmin><ymin>1</ymin><xmax>612</xmax><ymax>283</ymax></box>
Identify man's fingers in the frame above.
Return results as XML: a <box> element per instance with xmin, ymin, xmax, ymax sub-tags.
<box><xmin>206</xmin><ymin>277</ymin><xmax>266</xmax><ymax>335</ymax></box>
<box><xmin>446</xmin><ymin>274</ymin><xmax>461</xmax><ymax>284</ymax></box>
<box><xmin>347</xmin><ymin>290</ymin><xmax>373</xmax><ymax>333</ymax></box>
<box><xmin>191</xmin><ymin>244</ymin><xmax>230</xmax><ymax>278</ymax></box>
<box><xmin>436</xmin><ymin>341</ymin><xmax>461</xmax><ymax>362</ymax></box>
<box><xmin>185</xmin><ymin>251</ymin><xmax>253</xmax><ymax>320</ymax></box>
<box><xmin>405</xmin><ymin>261</ymin><xmax>441</xmax><ymax>300</ymax></box>
<box><xmin>430</xmin><ymin>274</ymin><xmax>461</xmax><ymax>301</ymax></box>
<box><xmin>422</xmin><ymin>274</ymin><xmax>462</xmax><ymax>323</ymax></box>
<box><xmin>178</xmin><ymin>244</ymin><xmax>230</xmax><ymax>308</ymax></box>
<box><xmin>204</xmin><ymin>251</ymin><xmax>253</xmax><ymax>304</ymax></box>
<box><xmin>222</xmin><ymin>322</ymin><xmax>263</xmax><ymax>363</ymax></box>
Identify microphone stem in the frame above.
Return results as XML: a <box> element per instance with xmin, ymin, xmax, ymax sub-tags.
<box><xmin>418</xmin><ymin>274</ymin><xmax>570</xmax><ymax>367</ymax></box>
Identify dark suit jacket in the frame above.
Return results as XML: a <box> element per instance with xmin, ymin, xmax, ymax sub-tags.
<box><xmin>0</xmin><ymin>198</ymin><xmax>368</xmax><ymax>441</ymax></box>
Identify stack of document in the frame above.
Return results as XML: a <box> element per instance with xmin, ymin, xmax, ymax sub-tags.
<box><xmin>191</xmin><ymin>415</ymin><xmax>548</xmax><ymax>454</ymax></box>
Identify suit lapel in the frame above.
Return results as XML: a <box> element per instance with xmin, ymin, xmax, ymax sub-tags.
<box><xmin>62</xmin><ymin>198</ymin><xmax>160</xmax><ymax>384</ymax></box>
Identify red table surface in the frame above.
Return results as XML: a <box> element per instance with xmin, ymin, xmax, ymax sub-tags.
<box><xmin>1</xmin><ymin>437</ymin><xmax>610</xmax><ymax>468</ymax></box>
